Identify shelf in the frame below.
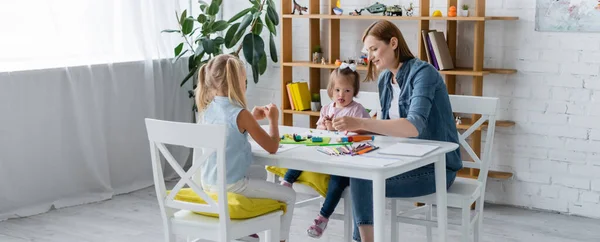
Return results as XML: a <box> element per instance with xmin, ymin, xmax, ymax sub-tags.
<box><xmin>283</xmin><ymin>109</ymin><xmax>320</xmax><ymax>116</ymax></box>
<box><xmin>282</xmin><ymin>62</ymin><xmax>516</xmax><ymax>76</ymax></box>
<box><xmin>457</xmin><ymin>169</ymin><xmax>514</xmax><ymax>180</ymax></box>
<box><xmin>282</xmin><ymin>14</ymin><xmax>518</xmax><ymax>21</ymax></box>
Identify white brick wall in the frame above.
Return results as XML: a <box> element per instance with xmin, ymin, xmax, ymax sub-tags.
<box><xmin>224</xmin><ymin>0</ymin><xmax>600</xmax><ymax>218</ymax></box>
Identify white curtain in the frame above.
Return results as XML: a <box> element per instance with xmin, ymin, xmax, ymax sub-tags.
<box><xmin>0</xmin><ymin>0</ymin><xmax>193</xmax><ymax>220</ymax></box>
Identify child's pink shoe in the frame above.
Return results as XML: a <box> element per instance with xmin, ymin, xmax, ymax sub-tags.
<box><xmin>307</xmin><ymin>214</ymin><xmax>329</xmax><ymax>238</ymax></box>
<box><xmin>280</xmin><ymin>180</ymin><xmax>292</xmax><ymax>188</ymax></box>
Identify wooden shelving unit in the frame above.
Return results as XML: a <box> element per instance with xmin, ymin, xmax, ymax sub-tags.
<box><xmin>279</xmin><ymin>0</ymin><xmax>518</xmax><ymax>180</ymax></box>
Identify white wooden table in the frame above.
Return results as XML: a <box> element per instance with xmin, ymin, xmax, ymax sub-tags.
<box><xmin>251</xmin><ymin>126</ymin><xmax>459</xmax><ymax>242</ymax></box>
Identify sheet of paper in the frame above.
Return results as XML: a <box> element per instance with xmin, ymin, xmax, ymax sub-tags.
<box><xmin>326</xmin><ymin>155</ymin><xmax>402</xmax><ymax>167</ymax></box>
<box><xmin>250</xmin><ymin>141</ymin><xmax>301</xmax><ymax>154</ymax></box>
<box><xmin>376</xmin><ymin>142</ymin><xmax>439</xmax><ymax>157</ymax></box>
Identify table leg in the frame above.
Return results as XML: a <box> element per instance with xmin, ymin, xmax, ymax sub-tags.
<box><xmin>373</xmin><ymin>174</ymin><xmax>385</xmax><ymax>242</ymax></box>
<box><xmin>435</xmin><ymin>155</ymin><xmax>448</xmax><ymax>242</ymax></box>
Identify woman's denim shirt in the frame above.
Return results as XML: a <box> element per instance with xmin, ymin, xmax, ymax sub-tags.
<box><xmin>378</xmin><ymin>58</ymin><xmax>462</xmax><ymax>172</ymax></box>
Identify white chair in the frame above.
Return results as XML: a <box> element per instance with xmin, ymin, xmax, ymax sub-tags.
<box><xmin>389</xmin><ymin>95</ymin><xmax>499</xmax><ymax>242</ymax></box>
<box><xmin>145</xmin><ymin>118</ymin><xmax>283</xmax><ymax>242</ymax></box>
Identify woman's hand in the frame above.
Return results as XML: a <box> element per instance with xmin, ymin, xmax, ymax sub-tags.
<box><xmin>332</xmin><ymin>116</ymin><xmax>363</xmax><ymax>132</ymax></box>
<box><xmin>251</xmin><ymin>106</ymin><xmax>267</xmax><ymax>120</ymax></box>
<box><xmin>324</xmin><ymin>120</ymin><xmax>335</xmax><ymax>131</ymax></box>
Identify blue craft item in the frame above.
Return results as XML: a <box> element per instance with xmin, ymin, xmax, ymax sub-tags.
<box><xmin>311</xmin><ymin>136</ymin><xmax>323</xmax><ymax>142</ymax></box>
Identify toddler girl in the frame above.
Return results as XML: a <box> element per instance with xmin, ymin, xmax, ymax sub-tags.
<box><xmin>281</xmin><ymin>63</ymin><xmax>370</xmax><ymax>238</ymax></box>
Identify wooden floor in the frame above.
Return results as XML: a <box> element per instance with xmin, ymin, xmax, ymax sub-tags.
<box><xmin>1</xmin><ymin>184</ymin><xmax>599</xmax><ymax>242</ymax></box>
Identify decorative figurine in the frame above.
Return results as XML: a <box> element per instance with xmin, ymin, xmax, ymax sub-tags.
<box><xmin>334</xmin><ymin>59</ymin><xmax>342</xmax><ymax>66</ymax></box>
<box><xmin>351</xmin><ymin>2</ymin><xmax>386</xmax><ymax>16</ymax></box>
<box><xmin>404</xmin><ymin>2</ymin><xmax>414</xmax><ymax>16</ymax></box>
<box><xmin>448</xmin><ymin>6</ymin><xmax>457</xmax><ymax>17</ymax></box>
<box><xmin>333</xmin><ymin>0</ymin><xmax>343</xmax><ymax>15</ymax></box>
<box><xmin>292</xmin><ymin>0</ymin><xmax>307</xmax><ymax>15</ymax></box>
<box><xmin>385</xmin><ymin>5</ymin><xmax>402</xmax><ymax>16</ymax></box>
<box><xmin>321</xmin><ymin>57</ymin><xmax>327</xmax><ymax>65</ymax></box>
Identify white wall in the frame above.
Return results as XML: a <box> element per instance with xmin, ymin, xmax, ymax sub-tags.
<box><xmin>225</xmin><ymin>0</ymin><xmax>600</xmax><ymax>218</ymax></box>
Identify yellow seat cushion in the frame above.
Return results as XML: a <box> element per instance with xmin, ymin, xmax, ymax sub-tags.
<box><xmin>168</xmin><ymin>188</ymin><xmax>286</xmax><ymax>219</ymax></box>
<box><xmin>265</xmin><ymin>166</ymin><xmax>330</xmax><ymax>197</ymax></box>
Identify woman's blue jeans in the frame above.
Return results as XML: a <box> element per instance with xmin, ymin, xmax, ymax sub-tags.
<box><xmin>350</xmin><ymin>165</ymin><xmax>457</xmax><ymax>241</ymax></box>
<box><xmin>284</xmin><ymin>169</ymin><xmax>349</xmax><ymax>218</ymax></box>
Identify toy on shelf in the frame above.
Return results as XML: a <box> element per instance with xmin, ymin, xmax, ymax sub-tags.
<box><xmin>292</xmin><ymin>0</ymin><xmax>307</xmax><ymax>15</ymax></box>
<box><xmin>334</xmin><ymin>59</ymin><xmax>342</xmax><ymax>66</ymax></box>
<box><xmin>404</xmin><ymin>2</ymin><xmax>414</xmax><ymax>16</ymax></box>
<box><xmin>351</xmin><ymin>2</ymin><xmax>386</xmax><ymax>16</ymax></box>
<box><xmin>432</xmin><ymin>10</ymin><xmax>442</xmax><ymax>17</ymax></box>
<box><xmin>358</xmin><ymin>52</ymin><xmax>368</xmax><ymax>65</ymax></box>
<box><xmin>333</xmin><ymin>0</ymin><xmax>343</xmax><ymax>15</ymax></box>
<box><xmin>385</xmin><ymin>5</ymin><xmax>403</xmax><ymax>16</ymax></box>
<box><xmin>448</xmin><ymin>6</ymin><xmax>457</xmax><ymax>17</ymax></box>
<box><xmin>321</xmin><ymin>57</ymin><xmax>327</xmax><ymax>65</ymax></box>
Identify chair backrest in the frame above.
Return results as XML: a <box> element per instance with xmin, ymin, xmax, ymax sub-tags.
<box><xmin>145</xmin><ymin>118</ymin><xmax>230</xmax><ymax>223</ymax></box>
<box><xmin>320</xmin><ymin>89</ymin><xmax>382</xmax><ymax>119</ymax></box>
<box><xmin>448</xmin><ymin>95</ymin><xmax>498</xmax><ymax>185</ymax></box>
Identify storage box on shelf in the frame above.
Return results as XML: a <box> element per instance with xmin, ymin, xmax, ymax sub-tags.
<box><xmin>279</xmin><ymin>0</ymin><xmax>518</xmax><ymax>180</ymax></box>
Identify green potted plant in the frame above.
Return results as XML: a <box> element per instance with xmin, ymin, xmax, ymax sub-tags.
<box><xmin>460</xmin><ymin>4</ymin><xmax>469</xmax><ymax>17</ymax></box>
<box><xmin>311</xmin><ymin>93</ymin><xmax>321</xmax><ymax>111</ymax></box>
<box><xmin>312</xmin><ymin>45</ymin><xmax>322</xmax><ymax>64</ymax></box>
<box><xmin>162</xmin><ymin>0</ymin><xmax>280</xmax><ymax>110</ymax></box>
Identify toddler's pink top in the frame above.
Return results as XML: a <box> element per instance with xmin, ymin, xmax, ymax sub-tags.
<box><xmin>316</xmin><ymin>101</ymin><xmax>371</xmax><ymax>126</ymax></box>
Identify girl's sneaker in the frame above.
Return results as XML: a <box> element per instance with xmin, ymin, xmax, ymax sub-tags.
<box><xmin>307</xmin><ymin>214</ymin><xmax>329</xmax><ymax>238</ymax></box>
<box><xmin>280</xmin><ymin>180</ymin><xmax>292</xmax><ymax>188</ymax></box>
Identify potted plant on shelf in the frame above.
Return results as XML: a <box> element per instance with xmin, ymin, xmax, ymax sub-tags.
<box><xmin>312</xmin><ymin>45</ymin><xmax>322</xmax><ymax>64</ymax></box>
<box><xmin>311</xmin><ymin>93</ymin><xmax>321</xmax><ymax>112</ymax></box>
<box><xmin>161</xmin><ymin>0</ymin><xmax>280</xmax><ymax>111</ymax></box>
<box><xmin>460</xmin><ymin>4</ymin><xmax>469</xmax><ymax>17</ymax></box>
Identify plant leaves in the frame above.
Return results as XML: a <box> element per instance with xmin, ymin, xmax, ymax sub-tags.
<box><xmin>207</xmin><ymin>0</ymin><xmax>221</xmax><ymax>15</ymax></box>
<box><xmin>212</xmin><ymin>20</ymin><xmax>229</xmax><ymax>32</ymax></box>
<box><xmin>188</xmin><ymin>54</ymin><xmax>196</xmax><ymax>71</ymax></box>
<box><xmin>195</xmin><ymin>44</ymin><xmax>204</xmax><ymax>56</ymax></box>
<box><xmin>179</xmin><ymin>9</ymin><xmax>187</xmax><ymax>25</ymax></box>
<box><xmin>242</xmin><ymin>33</ymin><xmax>265</xmax><ymax>66</ymax></box>
<box><xmin>235</xmin><ymin>14</ymin><xmax>253</xmax><ymax>39</ymax></box>
<box><xmin>174</xmin><ymin>43</ymin><xmax>184</xmax><ymax>57</ymax></box>
<box><xmin>251</xmin><ymin>62</ymin><xmax>259</xmax><ymax>84</ymax></box>
<box><xmin>252</xmin><ymin>18</ymin><xmax>263</xmax><ymax>35</ymax></box>
<box><xmin>213</xmin><ymin>36</ymin><xmax>225</xmax><ymax>45</ymax></box>
<box><xmin>267</xmin><ymin>0</ymin><xmax>276</xmax><ymax>7</ymax></box>
<box><xmin>161</xmin><ymin>29</ymin><xmax>181</xmax><ymax>33</ymax></box>
<box><xmin>228</xmin><ymin>8</ymin><xmax>252</xmax><ymax>23</ymax></box>
<box><xmin>173</xmin><ymin>49</ymin><xmax>189</xmax><ymax>63</ymax></box>
<box><xmin>198</xmin><ymin>0</ymin><xmax>209</xmax><ymax>7</ymax></box>
<box><xmin>258</xmin><ymin>53</ymin><xmax>267</xmax><ymax>75</ymax></box>
<box><xmin>202</xmin><ymin>38</ymin><xmax>215</xmax><ymax>54</ymax></box>
<box><xmin>197</xmin><ymin>14</ymin><xmax>207</xmax><ymax>23</ymax></box>
<box><xmin>264</xmin><ymin>15</ymin><xmax>276</xmax><ymax>35</ymax></box>
<box><xmin>180</xmin><ymin>66</ymin><xmax>198</xmax><ymax>87</ymax></box>
<box><xmin>267</xmin><ymin>5</ymin><xmax>279</xmax><ymax>25</ymax></box>
<box><xmin>269</xmin><ymin>33</ymin><xmax>278</xmax><ymax>62</ymax></box>
<box><xmin>182</xmin><ymin>17</ymin><xmax>194</xmax><ymax>34</ymax></box>
<box><xmin>224</xmin><ymin>23</ymin><xmax>240</xmax><ymax>48</ymax></box>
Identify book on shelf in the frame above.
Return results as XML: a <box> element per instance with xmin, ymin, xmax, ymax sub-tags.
<box><xmin>286</xmin><ymin>82</ymin><xmax>311</xmax><ymax>111</ymax></box>
<box><xmin>422</xmin><ymin>30</ymin><xmax>454</xmax><ymax>71</ymax></box>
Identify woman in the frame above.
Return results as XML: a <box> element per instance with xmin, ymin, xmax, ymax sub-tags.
<box><xmin>332</xmin><ymin>20</ymin><xmax>462</xmax><ymax>242</ymax></box>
